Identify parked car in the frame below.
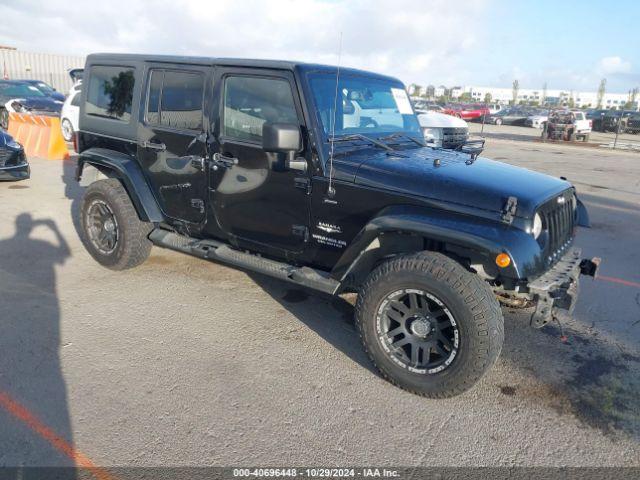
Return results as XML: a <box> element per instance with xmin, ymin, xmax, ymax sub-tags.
<box><xmin>546</xmin><ymin>110</ymin><xmax>592</xmax><ymax>141</ymax></box>
<box><xmin>624</xmin><ymin>113</ymin><xmax>640</xmax><ymax>134</ymax></box>
<box><xmin>413</xmin><ymin>101</ymin><xmax>445</xmax><ymax>114</ymax></box>
<box><xmin>444</xmin><ymin>104</ymin><xmax>486</xmax><ymax>120</ymax></box>
<box><xmin>600</xmin><ymin>110</ymin><xmax>636</xmax><ymax>132</ymax></box>
<box><xmin>586</xmin><ymin>109</ymin><xmax>609</xmax><ymax>132</ymax></box>
<box><xmin>525</xmin><ymin>110</ymin><xmax>549</xmax><ymax>129</ymax></box>
<box><xmin>18</xmin><ymin>79</ymin><xmax>66</xmax><ymax>102</ymax></box>
<box><xmin>486</xmin><ymin>108</ymin><xmax>529</xmax><ymax>126</ymax></box>
<box><xmin>417</xmin><ymin>111</ymin><xmax>469</xmax><ymax>149</ymax></box>
<box><xmin>0</xmin><ymin>80</ymin><xmax>64</xmax><ymax>129</ymax></box>
<box><xmin>0</xmin><ymin>129</ymin><xmax>29</xmax><ymax>181</ymax></box>
<box><xmin>488</xmin><ymin>104</ymin><xmax>504</xmax><ymax>115</ymax></box>
<box><xmin>75</xmin><ymin>53</ymin><xmax>598</xmax><ymax>398</ymax></box>
<box><xmin>60</xmin><ymin>86</ymin><xmax>81</xmax><ymax>142</ymax></box>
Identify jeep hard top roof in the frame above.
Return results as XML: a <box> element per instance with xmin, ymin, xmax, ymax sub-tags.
<box><xmin>85</xmin><ymin>53</ymin><xmax>401</xmax><ymax>84</ymax></box>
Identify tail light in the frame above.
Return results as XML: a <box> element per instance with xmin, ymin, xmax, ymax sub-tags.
<box><xmin>72</xmin><ymin>131</ymin><xmax>78</xmax><ymax>153</ymax></box>
<box><xmin>589</xmin><ymin>120</ymin><xmax>593</xmax><ymax>128</ymax></box>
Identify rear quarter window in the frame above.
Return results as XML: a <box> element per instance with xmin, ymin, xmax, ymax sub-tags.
<box><xmin>86</xmin><ymin>65</ymin><xmax>135</xmax><ymax>122</ymax></box>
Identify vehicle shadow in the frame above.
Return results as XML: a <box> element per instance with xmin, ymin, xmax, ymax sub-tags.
<box><xmin>0</xmin><ymin>214</ymin><xmax>76</xmax><ymax>477</ymax></box>
<box><xmin>247</xmin><ymin>273</ymin><xmax>378</xmax><ymax>375</ymax></box>
<box><xmin>249</xmin><ymin>261</ymin><xmax>640</xmax><ymax>439</ymax></box>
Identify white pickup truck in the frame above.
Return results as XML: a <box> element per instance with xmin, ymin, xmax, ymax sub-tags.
<box><xmin>547</xmin><ymin>110</ymin><xmax>592</xmax><ymax>141</ymax></box>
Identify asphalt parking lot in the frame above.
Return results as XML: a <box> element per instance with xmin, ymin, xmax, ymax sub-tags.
<box><xmin>470</xmin><ymin>122</ymin><xmax>640</xmax><ymax>150</ymax></box>
<box><xmin>1</xmin><ymin>139</ymin><xmax>639</xmax><ymax>468</ymax></box>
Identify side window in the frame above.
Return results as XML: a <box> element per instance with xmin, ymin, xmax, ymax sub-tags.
<box><xmin>145</xmin><ymin>69</ymin><xmax>204</xmax><ymax>131</ymax></box>
<box><xmin>223</xmin><ymin>76</ymin><xmax>298</xmax><ymax>143</ymax></box>
<box><xmin>70</xmin><ymin>91</ymin><xmax>82</xmax><ymax>107</ymax></box>
<box><xmin>86</xmin><ymin>66</ymin><xmax>135</xmax><ymax>122</ymax></box>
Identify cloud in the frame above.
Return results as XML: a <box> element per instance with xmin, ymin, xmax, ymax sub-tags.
<box><xmin>0</xmin><ymin>0</ymin><xmax>489</xmax><ymax>86</ymax></box>
<box><xmin>597</xmin><ymin>56</ymin><xmax>632</xmax><ymax>75</ymax></box>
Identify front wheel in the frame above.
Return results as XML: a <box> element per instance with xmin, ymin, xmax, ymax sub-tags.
<box><xmin>80</xmin><ymin>179</ymin><xmax>152</xmax><ymax>270</ymax></box>
<box><xmin>0</xmin><ymin>109</ymin><xmax>8</xmax><ymax>130</ymax></box>
<box><xmin>355</xmin><ymin>252</ymin><xmax>504</xmax><ymax>398</ymax></box>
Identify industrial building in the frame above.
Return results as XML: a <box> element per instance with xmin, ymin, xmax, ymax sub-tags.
<box><xmin>1</xmin><ymin>47</ymin><xmax>85</xmax><ymax>92</ymax></box>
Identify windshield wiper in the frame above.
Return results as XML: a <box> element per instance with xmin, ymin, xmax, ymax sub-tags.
<box><xmin>329</xmin><ymin>133</ymin><xmax>395</xmax><ymax>152</ymax></box>
<box><xmin>378</xmin><ymin>133</ymin><xmax>426</xmax><ymax>147</ymax></box>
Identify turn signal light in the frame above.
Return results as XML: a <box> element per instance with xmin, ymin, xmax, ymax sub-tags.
<box><xmin>495</xmin><ymin>253</ymin><xmax>511</xmax><ymax>268</ymax></box>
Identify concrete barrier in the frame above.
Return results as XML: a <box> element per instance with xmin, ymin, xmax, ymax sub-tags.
<box><xmin>7</xmin><ymin>113</ymin><xmax>69</xmax><ymax>160</ymax></box>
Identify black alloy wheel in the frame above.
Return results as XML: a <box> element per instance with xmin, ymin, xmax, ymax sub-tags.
<box><xmin>377</xmin><ymin>288</ymin><xmax>459</xmax><ymax>374</ymax></box>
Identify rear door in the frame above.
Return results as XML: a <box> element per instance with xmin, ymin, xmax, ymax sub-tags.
<box><xmin>137</xmin><ymin>65</ymin><xmax>212</xmax><ymax>224</ymax></box>
<box><xmin>209</xmin><ymin>68</ymin><xmax>311</xmax><ymax>257</ymax></box>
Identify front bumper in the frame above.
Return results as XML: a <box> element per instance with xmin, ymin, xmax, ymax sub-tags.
<box><xmin>0</xmin><ymin>161</ymin><xmax>30</xmax><ymax>181</ymax></box>
<box><xmin>527</xmin><ymin>247</ymin><xmax>600</xmax><ymax>327</ymax></box>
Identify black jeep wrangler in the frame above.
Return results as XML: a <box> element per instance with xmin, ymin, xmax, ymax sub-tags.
<box><xmin>75</xmin><ymin>54</ymin><xmax>598</xmax><ymax>397</ymax></box>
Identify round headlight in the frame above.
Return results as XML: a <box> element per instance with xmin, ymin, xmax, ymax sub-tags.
<box><xmin>532</xmin><ymin>213</ymin><xmax>543</xmax><ymax>239</ymax></box>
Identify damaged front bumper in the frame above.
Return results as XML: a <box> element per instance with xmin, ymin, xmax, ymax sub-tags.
<box><xmin>527</xmin><ymin>247</ymin><xmax>600</xmax><ymax>327</ymax></box>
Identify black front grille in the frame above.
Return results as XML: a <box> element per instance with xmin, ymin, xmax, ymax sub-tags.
<box><xmin>0</xmin><ymin>148</ymin><xmax>23</xmax><ymax>168</ymax></box>
<box><xmin>539</xmin><ymin>191</ymin><xmax>576</xmax><ymax>263</ymax></box>
<box><xmin>442</xmin><ymin>127</ymin><xmax>468</xmax><ymax>148</ymax></box>
<box><xmin>0</xmin><ymin>148</ymin><xmax>13</xmax><ymax>167</ymax></box>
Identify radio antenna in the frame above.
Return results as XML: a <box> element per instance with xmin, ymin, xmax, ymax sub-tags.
<box><xmin>327</xmin><ymin>31</ymin><xmax>342</xmax><ymax>198</ymax></box>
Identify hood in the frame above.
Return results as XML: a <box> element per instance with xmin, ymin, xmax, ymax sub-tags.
<box><xmin>49</xmin><ymin>91</ymin><xmax>66</xmax><ymax>102</ymax></box>
<box><xmin>7</xmin><ymin>97</ymin><xmax>63</xmax><ymax>113</ymax></box>
<box><xmin>418</xmin><ymin>112</ymin><xmax>468</xmax><ymax>129</ymax></box>
<box><xmin>347</xmin><ymin>146</ymin><xmax>571</xmax><ymax>218</ymax></box>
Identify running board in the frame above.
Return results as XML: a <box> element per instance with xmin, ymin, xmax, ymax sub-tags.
<box><xmin>148</xmin><ymin>229</ymin><xmax>339</xmax><ymax>295</ymax></box>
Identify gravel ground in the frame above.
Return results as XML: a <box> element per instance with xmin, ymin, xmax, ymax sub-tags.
<box><xmin>0</xmin><ymin>140</ymin><xmax>639</xmax><ymax>468</ymax></box>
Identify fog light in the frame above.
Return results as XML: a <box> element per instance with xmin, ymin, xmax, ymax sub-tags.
<box><xmin>495</xmin><ymin>253</ymin><xmax>511</xmax><ymax>268</ymax></box>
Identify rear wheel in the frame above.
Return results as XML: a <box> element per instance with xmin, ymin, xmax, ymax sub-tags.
<box><xmin>61</xmin><ymin>118</ymin><xmax>74</xmax><ymax>142</ymax></box>
<box><xmin>355</xmin><ymin>252</ymin><xmax>504</xmax><ymax>398</ymax></box>
<box><xmin>80</xmin><ymin>179</ymin><xmax>152</xmax><ymax>270</ymax></box>
<box><xmin>495</xmin><ymin>118</ymin><xmax>503</xmax><ymax>126</ymax></box>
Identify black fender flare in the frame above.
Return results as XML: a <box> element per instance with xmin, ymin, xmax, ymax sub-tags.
<box><xmin>332</xmin><ymin>205</ymin><xmax>544</xmax><ymax>288</ymax></box>
<box><xmin>76</xmin><ymin>147</ymin><xmax>164</xmax><ymax>223</ymax></box>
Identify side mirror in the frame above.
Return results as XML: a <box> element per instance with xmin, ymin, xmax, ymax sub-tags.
<box><xmin>262</xmin><ymin>123</ymin><xmax>301</xmax><ymax>153</ymax></box>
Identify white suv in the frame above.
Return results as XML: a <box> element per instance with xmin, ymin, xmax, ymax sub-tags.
<box><xmin>60</xmin><ymin>86</ymin><xmax>81</xmax><ymax>142</ymax></box>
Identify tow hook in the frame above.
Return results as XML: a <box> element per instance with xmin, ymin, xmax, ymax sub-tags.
<box><xmin>579</xmin><ymin>257</ymin><xmax>601</xmax><ymax>277</ymax></box>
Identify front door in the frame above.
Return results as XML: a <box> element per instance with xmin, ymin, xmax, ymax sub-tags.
<box><xmin>137</xmin><ymin>66</ymin><xmax>211</xmax><ymax>225</ymax></box>
<box><xmin>209</xmin><ymin>69</ymin><xmax>311</xmax><ymax>256</ymax></box>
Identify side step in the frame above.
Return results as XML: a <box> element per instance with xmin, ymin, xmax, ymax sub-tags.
<box><xmin>149</xmin><ymin>229</ymin><xmax>339</xmax><ymax>295</ymax></box>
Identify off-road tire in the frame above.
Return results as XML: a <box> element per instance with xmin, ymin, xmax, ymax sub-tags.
<box><xmin>80</xmin><ymin>179</ymin><xmax>152</xmax><ymax>270</ymax></box>
<box><xmin>355</xmin><ymin>251</ymin><xmax>504</xmax><ymax>398</ymax></box>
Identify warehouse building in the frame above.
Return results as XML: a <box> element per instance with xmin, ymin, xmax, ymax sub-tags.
<box><xmin>1</xmin><ymin>46</ymin><xmax>85</xmax><ymax>93</ymax></box>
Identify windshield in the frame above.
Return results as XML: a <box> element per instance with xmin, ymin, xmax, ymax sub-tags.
<box><xmin>307</xmin><ymin>72</ymin><xmax>420</xmax><ymax>137</ymax></box>
<box><xmin>0</xmin><ymin>83</ymin><xmax>46</xmax><ymax>98</ymax></box>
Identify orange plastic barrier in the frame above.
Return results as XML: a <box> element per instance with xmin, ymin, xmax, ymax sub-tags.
<box><xmin>7</xmin><ymin>112</ymin><xmax>69</xmax><ymax>160</ymax></box>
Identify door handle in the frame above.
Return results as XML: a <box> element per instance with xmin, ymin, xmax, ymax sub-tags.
<box><xmin>212</xmin><ymin>152</ymin><xmax>238</xmax><ymax>169</ymax></box>
<box><xmin>141</xmin><ymin>140</ymin><xmax>167</xmax><ymax>151</ymax></box>
<box><xmin>190</xmin><ymin>156</ymin><xmax>206</xmax><ymax>171</ymax></box>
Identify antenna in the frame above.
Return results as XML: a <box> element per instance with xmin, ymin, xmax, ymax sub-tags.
<box><xmin>327</xmin><ymin>31</ymin><xmax>342</xmax><ymax>198</ymax></box>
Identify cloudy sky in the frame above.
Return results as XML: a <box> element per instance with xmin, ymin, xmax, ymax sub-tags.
<box><xmin>0</xmin><ymin>0</ymin><xmax>638</xmax><ymax>93</ymax></box>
